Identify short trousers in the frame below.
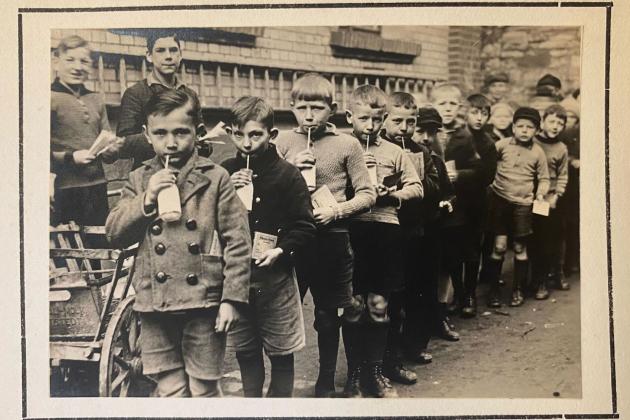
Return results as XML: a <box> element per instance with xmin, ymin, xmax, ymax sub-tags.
<box><xmin>228</xmin><ymin>266</ymin><xmax>305</xmax><ymax>356</ymax></box>
<box><xmin>138</xmin><ymin>308</ymin><xmax>226</xmax><ymax>380</ymax></box>
<box><xmin>295</xmin><ymin>230</ymin><xmax>354</xmax><ymax>309</ymax></box>
<box><xmin>486</xmin><ymin>191</ymin><xmax>533</xmax><ymax>238</ymax></box>
<box><xmin>52</xmin><ymin>182</ymin><xmax>109</xmax><ymax>228</ymax></box>
<box><xmin>349</xmin><ymin>222</ymin><xmax>404</xmax><ymax>295</ymax></box>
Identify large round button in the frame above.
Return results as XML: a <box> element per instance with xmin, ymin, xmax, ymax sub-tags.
<box><xmin>255</xmin><ymin>197</ymin><xmax>261</xmax><ymax>203</ymax></box>
<box><xmin>185</xmin><ymin>218</ymin><xmax>197</xmax><ymax>230</ymax></box>
<box><xmin>155</xmin><ymin>271</ymin><xmax>167</xmax><ymax>283</ymax></box>
<box><xmin>186</xmin><ymin>274</ymin><xmax>198</xmax><ymax>286</ymax></box>
<box><xmin>150</xmin><ymin>221</ymin><xmax>163</xmax><ymax>235</ymax></box>
<box><xmin>155</xmin><ymin>243</ymin><xmax>166</xmax><ymax>255</ymax></box>
<box><xmin>188</xmin><ymin>242</ymin><xmax>200</xmax><ymax>255</ymax></box>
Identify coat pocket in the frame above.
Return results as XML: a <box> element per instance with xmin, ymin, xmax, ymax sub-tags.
<box><xmin>200</xmin><ymin>253</ymin><xmax>224</xmax><ymax>290</ymax></box>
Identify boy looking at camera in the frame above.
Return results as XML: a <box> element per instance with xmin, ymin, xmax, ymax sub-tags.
<box><xmin>485</xmin><ymin>107</ymin><xmax>549</xmax><ymax>308</ymax></box>
<box><xmin>50</xmin><ymin>35</ymin><xmax>123</xmax><ymax>228</ymax></box>
<box><xmin>342</xmin><ymin>85</ymin><xmax>422</xmax><ymax>398</ymax></box>
<box><xmin>221</xmin><ymin>96</ymin><xmax>316</xmax><ymax>398</ymax></box>
<box><xmin>106</xmin><ymin>89</ymin><xmax>251</xmax><ymax>398</ymax></box>
<box><xmin>531</xmin><ymin>104</ymin><xmax>570</xmax><ymax>298</ymax></box>
<box><xmin>381</xmin><ymin>92</ymin><xmax>442</xmax><ymax>385</ymax></box>
<box><xmin>274</xmin><ymin>73</ymin><xmax>376</xmax><ymax>397</ymax></box>
<box><xmin>117</xmin><ymin>31</ymin><xmax>205</xmax><ymax>169</ymax></box>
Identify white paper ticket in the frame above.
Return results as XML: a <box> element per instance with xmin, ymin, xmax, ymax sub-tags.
<box><xmin>252</xmin><ymin>231</ymin><xmax>278</xmax><ymax>260</ymax></box>
<box><xmin>209</xmin><ymin>230</ymin><xmax>223</xmax><ymax>257</ymax></box>
<box><xmin>311</xmin><ymin>184</ymin><xmax>338</xmax><ymax>209</ymax></box>
<box><xmin>533</xmin><ymin>199</ymin><xmax>550</xmax><ymax>216</ymax></box>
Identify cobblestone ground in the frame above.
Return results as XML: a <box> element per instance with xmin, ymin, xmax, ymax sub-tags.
<box><xmin>51</xmin><ymin>257</ymin><xmax>581</xmax><ymax>399</ymax></box>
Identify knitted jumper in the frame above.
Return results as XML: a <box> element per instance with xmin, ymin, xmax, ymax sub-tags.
<box><xmin>534</xmin><ymin>134</ymin><xmax>569</xmax><ymax>196</ymax></box>
<box><xmin>351</xmin><ymin>134</ymin><xmax>422</xmax><ymax>225</ymax></box>
<box><xmin>274</xmin><ymin>124</ymin><xmax>376</xmax><ymax>229</ymax></box>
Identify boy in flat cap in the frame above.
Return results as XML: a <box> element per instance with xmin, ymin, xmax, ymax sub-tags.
<box><xmin>484</xmin><ymin>107</ymin><xmax>550</xmax><ymax>308</ymax></box>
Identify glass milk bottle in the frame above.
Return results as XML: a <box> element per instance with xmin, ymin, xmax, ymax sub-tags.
<box><xmin>158</xmin><ymin>156</ymin><xmax>182</xmax><ymax>222</ymax></box>
<box><xmin>236</xmin><ymin>166</ymin><xmax>254</xmax><ymax>211</ymax></box>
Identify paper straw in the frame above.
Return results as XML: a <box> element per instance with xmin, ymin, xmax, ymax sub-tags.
<box><xmin>246</xmin><ymin>155</ymin><xmax>250</xmax><ymax>170</ymax></box>
<box><xmin>165</xmin><ymin>155</ymin><xmax>170</xmax><ymax>170</ymax></box>
<box><xmin>365</xmin><ymin>136</ymin><xmax>370</xmax><ymax>152</ymax></box>
<box><xmin>306</xmin><ymin>127</ymin><xmax>311</xmax><ymax>151</ymax></box>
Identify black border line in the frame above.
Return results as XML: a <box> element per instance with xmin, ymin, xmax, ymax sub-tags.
<box><xmin>18</xmin><ymin>12</ymin><xmax>27</xmax><ymax>420</ymax></box>
<box><xmin>17</xmin><ymin>1</ymin><xmax>616</xmax><ymax>419</ymax></box>
<box><xmin>17</xmin><ymin>1</ymin><xmax>613</xmax><ymax>13</ymax></box>
<box><xmin>604</xmin><ymin>4</ymin><xmax>616</xmax><ymax>415</ymax></box>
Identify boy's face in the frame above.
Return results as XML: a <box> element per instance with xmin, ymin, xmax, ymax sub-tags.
<box><xmin>565</xmin><ymin>112</ymin><xmax>579</xmax><ymax>129</ymax></box>
<box><xmin>432</xmin><ymin>91</ymin><xmax>461</xmax><ymax>125</ymax></box>
<box><xmin>226</xmin><ymin>120</ymin><xmax>278</xmax><ymax>157</ymax></box>
<box><xmin>144</xmin><ymin>106</ymin><xmax>196</xmax><ymax>168</ymax></box>
<box><xmin>415</xmin><ymin>126</ymin><xmax>439</xmax><ymax>143</ymax></box>
<box><xmin>147</xmin><ymin>37</ymin><xmax>182</xmax><ymax>77</ymax></box>
<box><xmin>488</xmin><ymin>82</ymin><xmax>508</xmax><ymax>101</ymax></box>
<box><xmin>346</xmin><ymin>103</ymin><xmax>387</xmax><ymax>142</ymax></box>
<box><xmin>383</xmin><ymin>106</ymin><xmax>417</xmax><ymax>141</ymax></box>
<box><xmin>291</xmin><ymin>99</ymin><xmax>336</xmax><ymax>133</ymax></box>
<box><xmin>542</xmin><ymin>113</ymin><xmax>566</xmax><ymax>139</ymax></box>
<box><xmin>466</xmin><ymin>107</ymin><xmax>490</xmax><ymax>131</ymax></box>
<box><xmin>57</xmin><ymin>47</ymin><xmax>91</xmax><ymax>85</ymax></box>
<box><xmin>491</xmin><ymin>109</ymin><xmax>513</xmax><ymax>130</ymax></box>
<box><xmin>512</xmin><ymin>118</ymin><xmax>538</xmax><ymax>143</ymax></box>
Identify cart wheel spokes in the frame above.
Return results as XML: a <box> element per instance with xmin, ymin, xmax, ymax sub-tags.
<box><xmin>99</xmin><ymin>296</ymin><xmax>152</xmax><ymax>397</ymax></box>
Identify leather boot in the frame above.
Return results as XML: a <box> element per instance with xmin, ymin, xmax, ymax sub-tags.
<box><xmin>435</xmin><ymin>303</ymin><xmax>460</xmax><ymax>341</ymax></box>
<box><xmin>535</xmin><ymin>274</ymin><xmax>550</xmax><ymax>300</ymax></box>
<box><xmin>362</xmin><ymin>362</ymin><xmax>398</xmax><ymax>398</ymax></box>
<box><xmin>343</xmin><ymin>364</ymin><xmax>363</xmax><ymax>398</ymax></box>
<box><xmin>510</xmin><ymin>259</ymin><xmax>528</xmax><ymax>307</ymax></box>
<box><xmin>461</xmin><ymin>260</ymin><xmax>479</xmax><ymax>318</ymax></box>
<box><xmin>485</xmin><ymin>258</ymin><xmax>504</xmax><ymax>308</ymax></box>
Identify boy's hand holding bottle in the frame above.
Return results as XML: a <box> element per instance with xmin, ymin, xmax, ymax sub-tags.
<box><xmin>144</xmin><ymin>168</ymin><xmax>177</xmax><ymax>210</ymax></box>
<box><xmin>230</xmin><ymin>168</ymin><xmax>253</xmax><ymax>188</ymax></box>
<box><xmin>72</xmin><ymin>149</ymin><xmax>96</xmax><ymax>165</ymax></box>
<box><xmin>293</xmin><ymin>149</ymin><xmax>315</xmax><ymax>170</ymax></box>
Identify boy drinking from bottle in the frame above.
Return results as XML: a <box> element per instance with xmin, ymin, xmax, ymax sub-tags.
<box><xmin>221</xmin><ymin>96</ymin><xmax>316</xmax><ymax>397</ymax></box>
<box><xmin>275</xmin><ymin>72</ymin><xmax>376</xmax><ymax>397</ymax></box>
<box><xmin>343</xmin><ymin>85</ymin><xmax>422</xmax><ymax>398</ymax></box>
<box><xmin>106</xmin><ymin>89</ymin><xmax>251</xmax><ymax>397</ymax></box>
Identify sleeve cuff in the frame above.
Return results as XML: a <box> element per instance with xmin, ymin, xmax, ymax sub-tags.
<box><xmin>141</xmin><ymin>193</ymin><xmax>158</xmax><ymax>217</ymax></box>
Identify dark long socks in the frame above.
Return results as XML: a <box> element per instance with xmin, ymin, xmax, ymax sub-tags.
<box><xmin>236</xmin><ymin>349</ymin><xmax>265</xmax><ymax>397</ymax></box>
<box><xmin>267</xmin><ymin>354</ymin><xmax>294</xmax><ymax>398</ymax></box>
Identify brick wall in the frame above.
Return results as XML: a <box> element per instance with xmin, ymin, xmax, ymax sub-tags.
<box><xmin>51</xmin><ymin>26</ymin><xmax>450</xmax><ymax>115</ymax></box>
<box><xmin>448</xmin><ymin>26</ymin><xmax>484</xmax><ymax>95</ymax></box>
<box><xmin>479</xmin><ymin>26</ymin><xmax>581</xmax><ymax>105</ymax></box>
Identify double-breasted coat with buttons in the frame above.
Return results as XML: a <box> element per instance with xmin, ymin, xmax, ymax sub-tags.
<box><xmin>220</xmin><ymin>143</ymin><xmax>316</xmax><ymax>285</ymax></box>
<box><xmin>106</xmin><ymin>151</ymin><xmax>252</xmax><ymax>312</ymax></box>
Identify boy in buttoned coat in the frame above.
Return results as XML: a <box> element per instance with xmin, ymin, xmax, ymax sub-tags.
<box><xmin>106</xmin><ymin>89</ymin><xmax>251</xmax><ymax>398</ymax></box>
<box><xmin>221</xmin><ymin>96</ymin><xmax>316</xmax><ymax>398</ymax></box>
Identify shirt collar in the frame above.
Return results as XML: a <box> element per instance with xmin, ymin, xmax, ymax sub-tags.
<box><xmin>294</xmin><ymin>122</ymin><xmax>338</xmax><ymax>138</ymax></box>
<box><xmin>233</xmin><ymin>143</ymin><xmax>279</xmax><ymax>173</ymax></box>
<box><xmin>147</xmin><ymin>71</ymin><xmax>185</xmax><ymax>89</ymax></box>
<box><xmin>509</xmin><ymin>137</ymin><xmax>534</xmax><ymax>149</ymax></box>
<box><xmin>351</xmin><ymin>132</ymin><xmax>381</xmax><ymax>147</ymax></box>
<box><xmin>51</xmin><ymin>78</ymin><xmax>92</xmax><ymax>96</ymax></box>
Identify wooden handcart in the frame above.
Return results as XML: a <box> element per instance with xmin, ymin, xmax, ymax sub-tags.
<box><xmin>49</xmin><ymin>221</ymin><xmax>153</xmax><ymax>397</ymax></box>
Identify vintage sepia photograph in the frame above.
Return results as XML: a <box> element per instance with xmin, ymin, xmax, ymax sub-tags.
<box><xmin>48</xmin><ymin>23</ymin><xmax>582</xmax><ymax>399</ymax></box>
<box><xmin>9</xmin><ymin>1</ymin><xmax>628</xmax><ymax>418</ymax></box>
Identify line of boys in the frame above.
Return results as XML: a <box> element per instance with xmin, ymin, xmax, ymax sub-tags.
<box><xmin>54</xmin><ymin>33</ymin><xmax>576</xmax><ymax>398</ymax></box>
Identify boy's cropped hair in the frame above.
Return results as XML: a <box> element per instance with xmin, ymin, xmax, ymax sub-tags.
<box><xmin>144</xmin><ymin>89</ymin><xmax>201</xmax><ymax>126</ymax></box>
<box><xmin>430</xmin><ymin>83</ymin><xmax>463</xmax><ymax>101</ymax></box>
<box><xmin>290</xmin><ymin>72</ymin><xmax>335</xmax><ymax>105</ymax></box>
<box><xmin>229</xmin><ymin>96</ymin><xmax>274</xmax><ymax>129</ymax></box>
<box><xmin>388</xmin><ymin>91</ymin><xmax>417</xmax><ymax>112</ymax></box>
<box><xmin>146</xmin><ymin>30</ymin><xmax>181</xmax><ymax>52</ymax></box>
<box><xmin>349</xmin><ymin>84</ymin><xmax>387</xmax><ymax>110</ymax></box>
<box><xmin>55</xmin><ymin>35</ymin><xmax>90</xmax><ymax>57</ymax></box>
<box><xmin>466</xmin><ymin>93</ymin><xmax>492</xmax><ymax>114</ymax></box>
<box><xmin>542</xmin><ymin>104</ymin><xmax>568</xmax><ymax>123</ymax></box>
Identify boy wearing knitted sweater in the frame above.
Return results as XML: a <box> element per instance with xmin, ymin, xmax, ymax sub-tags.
<box><xmin>531</xmin><ymin>105</ymin><xmax>570</xmax><ymax>298</ymax></box>
<box><xmin>274</xmin><ymin>73</ymin><xmax>376</xmax><ymax>397</ymax></box>
<box><xmin>485</xmin><ymin>107</ymin><xmax>550</xmax><ymax>308</ymax></box>
<box><xmin>342</xmin><ymin>85</ymin><xmax>422</xmax><ymax>398</ymax></box>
